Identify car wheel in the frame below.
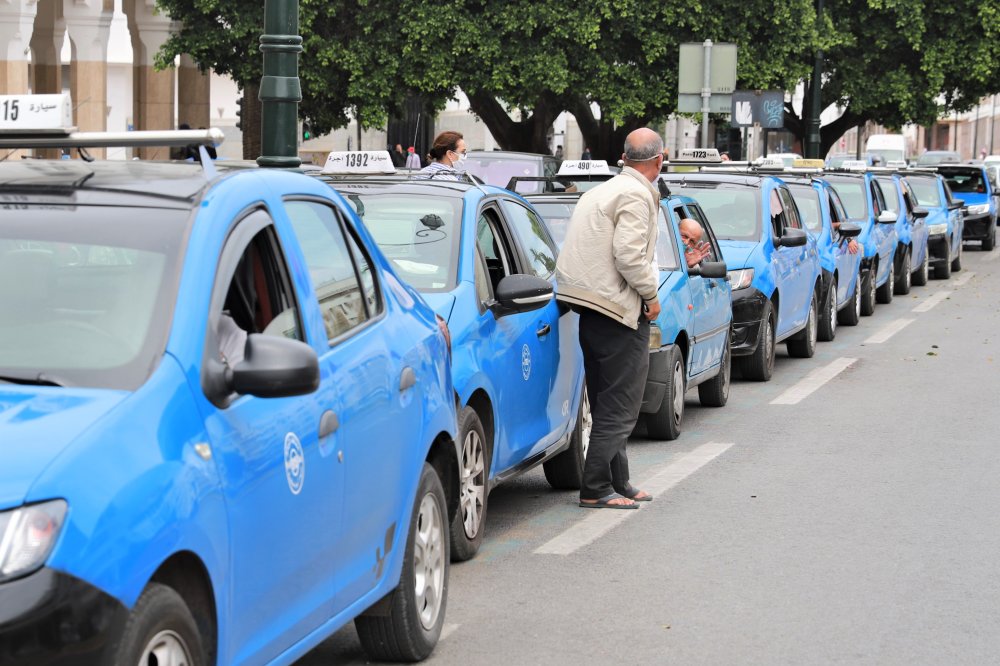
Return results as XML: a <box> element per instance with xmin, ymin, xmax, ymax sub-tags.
<box><xmin>912</xmin><ymin>248</ymin><xmax>929</xmax><ymax>286</ymax></box>
<box><xmin>356</xmin><ymin>463</ymin><xmax>449</xmax><ymax>662</ymax></box>
<box><xmin>698</xmin><ymin>335</ymin><xmax>731</xmax><ymax>407</ymax></box>
<box><xmin>951</xmin><ymin>239</ymin><xmax>963</xmax><ymax>272</ymax></box>
<box><xmin>935</xmin><ymin>240</ymin><xmax>952</xmax><ymax>279</ymax></box>
<box><xmin>983</xmin><ymin>220</ymin><xmax>996</xmax><ymax>251</ymax></box>
<box><xmin>114</xmin><ymin>583</ymin><xmax>206</xmax><ymax>666</ymax></box>
<box><xmin>838</xmin><ymin>272</ymin><xmax>862</xmax><ymax>326</ymax></box>
<box><xmin>876</xmin><ymin>259</ymin><xmax>894</xmax><ymax>304</ymax></box>
<box><xmin>818</xmin><ymin>277</ymin><xmax>837</xmax><ymax>342</ymax></box>
<box><xmin>448</xmin><ymin>408</ymin><xmax>488</xmax><ymax>562</ymax></box>
<box><xmin>645</xmin><ymin>345</ymin><xmax>684</xmax><ymax>440</ymax></box>
<box><xmin>738</xmin><ymin>300</ymin><xmax>775</xmax><ymax>382</ymax></box>
<box><xmin>787</xmin><ymin>290</ymin><xmax>818</xmax><ymax>358</ymax></box>
<box><xmin>543</xmin><ymin>384</ymin><xmax>590</xmax><ymax>490</ymax></box>
<box><xmin>860</xmin><ymin>268</ymin><xmax>877</xmax><ymax>315</ymax></box>
<box><xmin>894</xmin><ymin>249</ymin><xmax>911</xmax><ymax>295</ymax></box>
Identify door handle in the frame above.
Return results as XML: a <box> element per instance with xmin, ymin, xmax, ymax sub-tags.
<box><xmin>399</xmin><ymin>366</ymin><xmax>417</xmax><ymax>392</ymax></box>
<box><xmin>536</xmin><ymin>323</ymin><xmax>551</xmax><ymax>337</ymax></box>
<box><xmin>319</xmin><ymin>410</ymin><xmax>339</xmax><ymax>438</ymax></box>
<box><xmin>707</xmin><ymin>281</ymin><xmax>717</xmax><ymax>289</ymax></box>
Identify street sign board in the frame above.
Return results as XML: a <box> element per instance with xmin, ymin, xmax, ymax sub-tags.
<box><xmin>678</xmin><ymin>43</ymin><xmax>738</xmax><ymax>95</ymax></box>
<box><xmin>677</xmin><ymin>94</ymin><xmax>732</xmax><ymax>114</ymax></box>
<box><xmin>730</xmin><ymin>91</ymin><xmax>786</xmax><ymax>128</ymax></box>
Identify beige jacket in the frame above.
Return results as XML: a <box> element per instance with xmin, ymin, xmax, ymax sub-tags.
<box><xmin>555</xmin><ymin>166</ymin><xmax>660</xmax><ymax>329</ymax></box>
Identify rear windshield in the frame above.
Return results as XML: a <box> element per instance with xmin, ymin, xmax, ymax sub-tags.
<box><xmin>939</xmin><ymin>169</ymin><xmax>986</xmax><ymax>194</ymax></box>
<box><xmin>826</xmin><ymin>178</ymin><xmax>868</xmax><ymax>220</ymax></box>
<box><xmin>917</xmin><ymin>152</ymin><xmax>960</xmax><ymax>166</ymax></box>
<box><xmin>465</xmin><ymin>156</ymin><xmax>541</xmax><ymax>190</ymax></box>
<box><xmin>905</xmin><ymin>177</ymin><xmax>942</xmax><ymax>207</ymax></box>
<box><xmin>672</xmin><ymin>186</ymin><xmax>760</xmax><ymax>242</ymax></box>
<box><xmin>787</xmin><ymin>185</ymin><xmax>823</xmax><ymax>233</ymax></box>
<box><xmin>0</xmin><ymin>205</ymin><xmax>187</xmax><ymax>390</ymax></box>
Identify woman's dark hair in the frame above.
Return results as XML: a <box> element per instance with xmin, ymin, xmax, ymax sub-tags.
<box><xmin>429</xmin><ymin>131</ymin><xmax>464</xmax><ymax>160</ymax></box>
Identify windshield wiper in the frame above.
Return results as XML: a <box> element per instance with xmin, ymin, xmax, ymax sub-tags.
<box><xmin>0</xmin><ymin>373</ymin><xmax>68</xmax><ymax>387</ymax></box>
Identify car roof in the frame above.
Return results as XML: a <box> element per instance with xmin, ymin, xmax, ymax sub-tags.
<box><xmin>320</xmin><ymin>176</ymin><xmax>505</xmax><ymax>198</ymax></box>
<box><xmin>0</xmin><ymin>160</ymin><xmax>213</xmax><ymax>207</ymax></box>
<box><xmin>660</xmin><ymin>172</ymin><xmax>768</xmax><ymax>188</ymax></box>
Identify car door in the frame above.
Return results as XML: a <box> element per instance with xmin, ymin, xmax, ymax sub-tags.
<box><xmin>200</xmin><ymin>209</ymin><xmax>339</xmax><ymax>663</ymax></box>
<box><xmin>827</xmin><ymin>188</ymin><xmax>860</xmax><ymax>306</ymax></box>
<box><xmin>877</xmin><ymin>176</ymin><xmax>909</xmax><ymax>251</ymax></box>
<box><xmin>776</xmin><ymin>186</ymin><xmax>810</xmax><ymax>334</ymax></box>
<box><xmin>282</xmin><ymin>198</ymin><xmax>421</xmax><ymax>609</ymax></box>
<box><xmin>898</xmin><ymin>178</ymin><xmax>927</xmax><ymax>267</ymax></box>
<box><xmin>475</xmin><ymin>203</ymin><xmax>551</xmax><ymax>473</ymax></box>
<box><xmin>868</xmin><ymin>178</ymin><xmax>894</xmax><ymax>283</ymax></box>
<box><xmin>680</xmin><ymin>203</ymin><xmax>729</xmax><ymax>376</ymax></box>
<box><xmin>766</xmin><ymin>186</ymin><xmax>797</xmax><ymax>337</ymax></box>
<box><xmin>943</xmin><ymin>181</ymin><xmax>964</xmax><ymax>256</ymax></box>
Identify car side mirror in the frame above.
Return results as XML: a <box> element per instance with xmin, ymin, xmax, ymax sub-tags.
<box><xmin>839</xmin><ymin>223</ymin><xmax>862</xmax><ymax>238</ymax></box>
<box><xmin>877</xmin><ymin>210</ymin><xmax>898</xmax><ymax>224</ymax></box>
<box><xmin>230</xmin><ymin>334</ymin><xmax>320</xmax><ymax>398</ymax></box>
<box><xmin>689</xmin><ymin>260</ymin><xmax>727</xmax><ymax>278</ymax></box>
<box><xmin>949</xmin><ymin>199</ymin><xmax>965</xmax><ymax>210</ymax></box>
<box><xmin>491</xmin><ymin>274</ymin><xmax>553</xmax><ymax>317</ymax></box>
<box><xmin>911</xmin><ymin>206</ymin><xmax>929</xmax><ymax>219</ymax></box>
<box><xmin>777</xmin><ymin>227</ymin><xmax>808</xmax><ymax>247</ymax></box>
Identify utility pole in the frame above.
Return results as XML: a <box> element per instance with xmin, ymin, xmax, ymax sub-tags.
<box><xmin>700</xmin><ymin>39</ymin><xmax>713</xmax><ymax>149</ymax></box>
<box><xmin>257</xmin><ymin>0</ymin><xmax>302</xmax><ymax>168</ymax></box>
<box><xmin>806</xmin><ymin>0</ymin><xmax>824</xmax><ymax>159</ymax></box>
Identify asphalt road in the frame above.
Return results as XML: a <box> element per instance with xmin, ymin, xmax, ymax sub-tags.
<box><xmin>300</xmin><ymin>246</ymin><xmax>1000</xmax><ymax>665</ymax></box>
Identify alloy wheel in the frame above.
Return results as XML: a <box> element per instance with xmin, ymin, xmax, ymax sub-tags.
<box><xmin>459</xmin><ymin>429</ymin><xmax>486</xmax><ymax>539</ymax></box>
<box><xmin>829</xmin><ymin>282</ymin><xmax>838</xmax><ymax>337</ymax></box>
<box><xmin>138</xmin><ymin>630</ymin><xmax>193</xmax><ymax>666</ymax></box>
<box><xmin>413</xmin><ymin>493</ymin><xmax>445</xmax><ymax>631</ymax></box>
<box><xmin>672</xmin><ymin>359</ymin><xmax>684</xmax><ymax>426</ymax></box>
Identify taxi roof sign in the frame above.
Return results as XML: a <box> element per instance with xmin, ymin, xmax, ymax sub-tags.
<box><xmin>322</xmin><ymin>150</ymin><xmax>396</xmax><ymax>175</ymax></box>
<box><xmin>675</xmin><ymin>148</ymin><xmax>722</xmax><ymax>163</ymax></box>
<box><xmin>557</xmin><ymin>160</ymin><xmax>611</xmax><ymax>176</ymax></box>
<box><xmin>792</xmin><ymin>159</ymin><xmax>825</xmax><ymax>168</ymax></box>
<box><xmin>0</xmin><ymin>93</ymin><xmax>74</xmax><ymax>134</ymax></box>
<box><xmin>886</xmin><ymin>160</ymin><xmax>908</xmax><ymax>168</ymax></box>
<box><xmin>841</xmin><ymin>160</ymin><xmax>869</xmax><ymax>171</ymax></box>
<box><xmin>754</xmin><ymin>157</ymin><xmax>786</xmax><ymax>169</ymax></box>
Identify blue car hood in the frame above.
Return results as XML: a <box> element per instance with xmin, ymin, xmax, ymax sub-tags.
<box><xmin>420</xmin><ymin>292</ymin><xmax>457</xmax><ymax>323</ymax></box>
<box><xmin>0</xmin><ymin>387</ymin><xmax>128</xmax><ymax>508</ymax></box>
<box><xmin>957</xmin><ymin>192</ymin><xmax>990</xmax><ymax>207</ymax></box>
<box><xmin>718</xmin><ymin>240</ymin><xmax>759</xmax><ymax>270</ymax></box>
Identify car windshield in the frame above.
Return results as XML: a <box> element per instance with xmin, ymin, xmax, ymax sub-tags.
<box><xmin>465</xmin><ymin>156</ymin><xmax>541</xmax><ymax>190</ymax></box>
<box><xmin>868</xmin><ymin>149</ymin><xmax>904</xmax><ymax>164</ymax></box>
<box><xmin>0</xmin><ymin>205</ymin><xmax>187</xmax><ymax>390</ymax></box>
<box><xmin>673</xmin><ymin>186</ymin><xmax>760</xmax><ymax>242</ymax></box>
<box><xmin>917</xmin><ymin>152</ymin><xmax>960</xmax><ymax>166</ymax></box>
<box><xmin>939</xmin><ymin>169</ymin><xmax>986</xmax><ymax>194</ymax></box>
<box><xmin>343</xmin><ymin>191</ymin><xmax>461</xmax><ymax>291</ymax></box>
<box><xmin>788</xmin><ymin>185</ymin><xmax>823</xmax><ymax>233</ymax></box>
<box><xmin>826</xmin><ymin>178</ymin><xmax>868</xmax><ymax>220</ymax></box>
<box><xmin>906</xmin><ymin>177</ymin><xmax>943</xmax><ymax>207</ymax></box>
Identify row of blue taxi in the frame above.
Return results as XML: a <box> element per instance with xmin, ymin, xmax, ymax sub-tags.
<box><xmin>0</xmin><ymin>106</ymin><xmax>991</xmax><ymax>666</ymax></box>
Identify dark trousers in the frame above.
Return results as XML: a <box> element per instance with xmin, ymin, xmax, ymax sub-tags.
<box><xmin>578</xmin><ymin>307</ymin><xmax>650</xmax><ymax>500</ymax></box>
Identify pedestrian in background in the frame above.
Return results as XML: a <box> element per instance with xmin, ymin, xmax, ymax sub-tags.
<box><xmin>390</xmin><ymin>143</ymin><xmax>406</xmax><ymax>168</ymax></box>
<box><xmin>581</xmin><ymin>146</ymin><xmax>592</xmax><ymax>160</ymax></box>
<box><xmin>405</xmin><ymin>146</ymin><xmax>421</xmax><ymax>169</ymax></box>
<box><xmin>555</xmin><ymin>145</ymin><xmax>564</xmax><ymax>162</ymax></box>
<box><xmin>556</xmin><ymin>128</ymin><xmax>664</xmax><ymax>509</ymax></box>
<box><xmin>418</xmin><ymin>131</ymin><xmax>466</xmax><ymax>181</ymax></box>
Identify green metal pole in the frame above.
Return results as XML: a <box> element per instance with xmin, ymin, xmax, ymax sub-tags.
<box><xmin>806</xmin><ymin>0</ymin><xmax>823</xmax><ymax>159</ymax></box>
<box><xmin>257</xmin><ymin>0</ymin><xmax>303</xmax><ymax>168</ymax></box>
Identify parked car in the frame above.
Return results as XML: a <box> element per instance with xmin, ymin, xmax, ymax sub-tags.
<box><xmin>0</xmin><ymin>137</ymin><xmax>459</xmax><ymax>664</ymax></box>
<box><xmin>464</xmin><ymin>150</ymin><xmax>559</xmax><ymax>193</ymax></box>
<box><xmin>874</xmin><ymin>172</ymin><xmax>932</xmax><ymax>291</ymax></box>
<box><xmin>935</xmin><ymin>164</ymin><xmax>997</xmax><ymax>250</ymax></box>
<box><xmin>318</xmin><ymin>165</ymin><xmax>587</xmax><ymax>561</ymax></box>
<box><xmin>785</xmin><ymin>176</ymin><xmax>864</xmax><ymax>336</ymax></box>
<box><xmin>916</xmin><ymin>150</ymin><xmax>961</xmax><ymax>167</ymax></box>
<box><xmin>902</xmin><ymin>171</ymin><xmax>966</xmax><ymax>279</ymax></box>
<box><xmin>661</xmin><ymin>172</ymin><xmax>822</xmax><ymax>382</ymax></box>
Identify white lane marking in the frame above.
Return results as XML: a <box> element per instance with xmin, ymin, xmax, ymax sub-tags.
<box><xmin>982</xmin><ymin>249</ymin><xmax>1000</xmax><ymax>262</ymax></box>
<box><xmin>912</xmin><ymin>290</ymin><xmax>952</xmax><ymax>313</ymax></box>
<box><xmin>534</xmin><ymin>441</ymin><xmax>734</xmax><ymax>556</ymax></box>
<box><xmin>440</xmin><ymin>624</ymin><xmax>460</xmax><ymax>642</ymax></box>
<box><xmin>953</xmin><ymin>271</ymin><xmax>975</xmax><ymax>287</ymax></box>
<box><xmin>770</xmin><ymin>357</ymin><xmax>857</xmax><ymax>405</ymax></box>
<box><xmin>864</xmin><ymin>318</ymin><xmax>915</xmax><ymax>344</ymax></box>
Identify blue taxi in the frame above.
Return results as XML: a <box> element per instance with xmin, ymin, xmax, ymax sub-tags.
<box><xmin>0</xmin><ymin>136</ymin><xmax>458</xmax><ymax>665</ymax></box>
<box><xmin>874</xmin><ymin>171</ymin><xmax>932</xmax><ymax>292</ymax></box>
<box><xmin>785</xmin><ymin>176</ymin><xmax>864</xmax><ymax>338</ymax></box>
<box><xmin>936</xmin><ymin>164</ymin><xmax>996</xmax><ymax>251</ymax></box>
<box><xmin>902</xmin><ymin>170</ymin><xmax>966</xmax><ymax>279</ymax></box>
<box><xmin>525</xmin><ymin>175</ymin><xmax>732</xmax><ymax>442</ymax></box>
<box><xmin>318</xmin><ymin>158</ymin><xmax>586</xmax><ymax>561</ymax></box>
<box><xmin>661</xmin><ymin>171</ymin><xmax>822</xmax><ymax>382</ymax></box>
<box><xmin>824</xmin><ymin>170</ymin><xmax>900</xmax><ymax>314</ymax></box>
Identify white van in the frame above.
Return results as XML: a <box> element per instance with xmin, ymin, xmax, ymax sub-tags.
<box><xmin>865</xmin><ymin>134</ymin><xmax>907</xmax><ymax>164</ymax></box>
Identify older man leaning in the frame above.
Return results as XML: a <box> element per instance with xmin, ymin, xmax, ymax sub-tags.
<box><xmin>555</xmin><ymin>128</ymin><xmax>665</xmax><ymax>509</ymax></box>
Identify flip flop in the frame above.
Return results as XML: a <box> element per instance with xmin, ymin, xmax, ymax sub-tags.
<box><xmin>579</xmin><ymin>493</ymin><xmax>639</xmax><ymax>510</ymax></box>
<box><xmin>624</xmin><ymin>489</ymin><xmax>653</xmax><ymax>502</ymax></box>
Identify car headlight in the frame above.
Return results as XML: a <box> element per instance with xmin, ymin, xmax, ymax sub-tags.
<box><xmin>966</xmin><ymin>203</ymin><xmax>990</xmax><ymax>215</ymax></box>
<box><xmin>928</xmin><ymin>223</ymin><xmax>948</xmax><ymax>235</ymax></box>
<box><xmin>0</xmin><ymin>500</ymin><xmax>67</xmax><ymax>582</ymax></box>
<box><xmin>649</xmin><ymin>322</ymin><xmax>662</xmax><ymax>350</ymax></box>
<box><xmin>727</xmin><ymin>268</ymin><xmax>754</xmax><ymax>290</ymax></box>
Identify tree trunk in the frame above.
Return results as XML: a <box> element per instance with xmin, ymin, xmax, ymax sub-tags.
<box><xmin>568</xmin><ymin>96</ymin><xmax>643</xmax><ymax>163</ymax></box>
<box><xmin>240</xmin><ymin>82</ymin><xmax>263</xmax><ymax>161</ymax></box>
<box><xmin>465</xmin><ymin>91</ymin><xmax>558</xmax><ymax>154</ymax></box>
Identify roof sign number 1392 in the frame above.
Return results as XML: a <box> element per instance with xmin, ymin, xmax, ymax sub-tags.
<box><xmin>1</xmin><ymin>100</ymin><xmax>19</xmax><ymax>122</ymax></box>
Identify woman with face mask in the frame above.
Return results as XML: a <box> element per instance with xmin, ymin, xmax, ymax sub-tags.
<box><xmin>418</xmin><ymin>131</ymin><xmax>466</xmax><ymax>181</ymax></box>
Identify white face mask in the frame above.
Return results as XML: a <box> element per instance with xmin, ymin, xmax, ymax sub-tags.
<box><xmin>451</xmin><ymin>150</ymin><xmax>466</xmax><ymax>166</ymax></box>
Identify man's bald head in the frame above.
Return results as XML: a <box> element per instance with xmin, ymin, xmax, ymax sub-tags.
<box><xmin>622</xmin><ymin>128</ymin><xmax>665</xmax><ymax>182</ymax></box>
<box><xmin>679</xmin><ymin>218</ymin><xmax>704</xmax><ymax>247</ymax></box>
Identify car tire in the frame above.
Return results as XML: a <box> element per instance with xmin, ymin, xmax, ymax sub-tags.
<box><xmin>818</xmin><ymin>277</ymin><xmax>837</xmax><ymax>342</ymax></box>
<box><xmin>356</xmin><ymin>463</ymin><xmax>449</xmax><ymax>662</ymax></box>
<box><xmin>983</xmin><ymin>220</ymin><xmax>996</xmax><ymax>251</ymax></box>
<box><xmin>448</xmin><ymin>408</ymin><xmax>488</xmax><ymax>562</ymax></box>
<box><xmin>860</xmin><ymin>268</ymin><xmax>877</xmax><ymax>315</ymax></box>
<box><xmin>935</xmin><ymin>241</ymin><xmax>952</xmax><ymax>279</ymax></box>
<box><xmin>114</xmin><ymin>583</ymin><xmax>206</xmax><ymax>666</ymax></box>
<box><xmin>787</xmin><ymin>290</ymin><xmax>818</xmax><ymax>358</ymax></box>
<box><xmin>738</xmin><ymin>300</ymin><xmax>775</xmax><ymax>382</ymax></box>
<box><xmin>876</xmin><ymin>259</ymin><xmax>894</xmax><ymax>304</ymax></box>
<box><xmin>698</xmin><ymin>335</ymin><xmax>731</xmax><ymax>407</ymax></box>
<box><xmin>894</xmin><ymin>249</ymin><xmax>911</xmax><ymax>295</ymax></box>
<box><xmin>912</xmin><ymin>248</ymin><xmax>929</xmax><ymax>286</ymax></box>
<box><xmin>838</xmin><ymin>272</ymin><xmax>862</xmax><ymax>326</ymax></box>
<box><xmin>951</xmin><ymin>240</ymin><xmax>963</xmax><ymax>272</ymax></box>
<box><xmin>543</xmin><ymin>385</ymin><xmax>590</xmax><ymax>490</ymax></box>
<box><xmin>645</xmin><ymin>345</ymin><xmax>684</xmax><ymax>440</ymax></box>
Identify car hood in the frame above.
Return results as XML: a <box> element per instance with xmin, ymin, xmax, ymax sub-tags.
<box><xmin>0</xmin><ymin>386</ymin><xmax>128</xmax><ymax>509</ymax></box>
<box><xmin>718</xmin><ymin>240</ymin><xmax>759</xmax><ymax>270</ymax></box>
<box><xmin>421</xmin><ymin>292</ymin><xmax>457</xmax><ymax>323</ymax></box>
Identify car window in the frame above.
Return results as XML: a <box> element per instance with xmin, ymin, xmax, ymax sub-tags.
<box><xmin>788</xmin><ymin>185</ymin><xmax>823</xmax><ymax>233</ymax></box>
<box><xmin>674</xmin><ymin>186</ymin><xmax>760</xmax><ymax>241</ymax></box>
<box><xmin>906</xmin><ymin>177</ymin><xmax>943</xmax><ymax>207</ymax></box>
<box><xmin>476</xmin><ymin>208</ymin><xmax>516</xmax><ymax>296</ymax></box>
<box><xmin>465</xmin><ymin>155</ymin><xmax>540</xmax><ymax>189</ymax></box>
<box><xmin>940</xmin><ymin>169</ymin><xmax>986</xmax><ymax>194</ymax></box>
<box><xmin>877</xmin><ymin>179</ymin><xmax>899</xmax><ymax>212</ymax></box>
<box><xmin>676</xmin><ymin>203</ymin><xmax>717</xmax><ymax>263</ymax></box>
<box><xmin>285</xmin><ymin>200</ymin><xmax>379</xmax><ymax>342</ymax></box>
<box><xmin>342</xmin><ymin>191</ymin><xmax>460</xmax><ymax>292</ymax></box>
<box><xmin>869</xmin><ymin>180</ymin><xmax>885</xmax><ymax>216</ymax></box>
<box><xmin>826</xmin><ymin>178</ymin><xmax>869</xmax><ymax>220</ymax></box>
<box><xmin>529</xmin><ymin>200</ymin><xmax>575</xmax><ymax>247</ymax></box>
<box><xmin>778</xmin><ymin>188</ymin><xmax>802</xmax><ymax>230</ymax></box>
<box><xmin>501</xmin><ymin>200</ymin><xmax>557</xmax><ymax>278</ymax></box>
<box><xmin>828</xmin><ymin>187</ymin><xmax>850</xmax><ymax>226</ymax></box>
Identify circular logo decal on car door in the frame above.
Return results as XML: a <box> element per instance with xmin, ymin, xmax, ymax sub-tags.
<box><xmin>521</xmin><ymin>344</ymin><xmax>531</xmax><ymax>381</ymax></box>
<box><xmin>284</xmin><ymin>432</ymin><xmax>305</xmax><ymax>495</ymax></box>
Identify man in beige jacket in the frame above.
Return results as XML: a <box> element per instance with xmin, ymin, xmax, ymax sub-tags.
<box><xmin>556</xmin><ymin>128</ymin><xmax>664</xmax><ymax>509</ymax></box>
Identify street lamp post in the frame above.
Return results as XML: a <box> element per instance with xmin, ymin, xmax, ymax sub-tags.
<box><xmin>806</xmin><ymin>0</ymin><xmax>823</xmax><ymax>159</ymax></box>
<box><xmin>257</xmin><ymin>0</ymin><xmax>303</xmax><ymax>168</ymax></box>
